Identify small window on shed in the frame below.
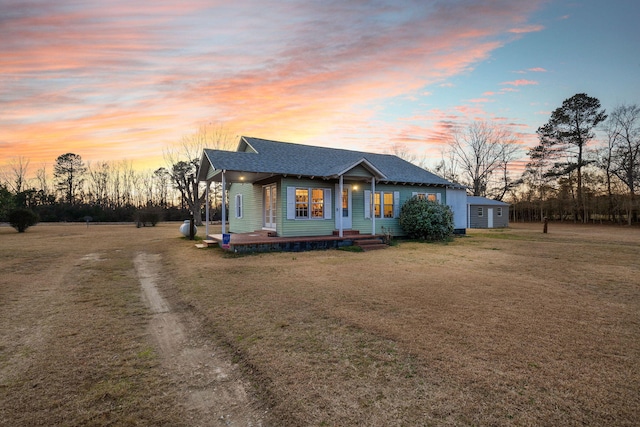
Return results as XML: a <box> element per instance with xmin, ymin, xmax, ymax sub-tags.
<box><xmin>497</xmin><ymin>207</ymin><xmax>502</xmax><ymax>217</ymax></box>
<box><xmin>478</xmin><ymin>207</ymin><xmax>484</xmax><ymax>217</ymax></box>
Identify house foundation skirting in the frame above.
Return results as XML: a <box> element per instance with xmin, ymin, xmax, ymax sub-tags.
<box><xmin>206</xmin><ymin>231</ymin><xmax>378</xmax><ymax>253</ymax></box>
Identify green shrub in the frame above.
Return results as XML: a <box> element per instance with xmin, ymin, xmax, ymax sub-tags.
<box><xmin>9</xmin><ymin>208</ymin><xmax>40</xmax><ymax>233</ymax></box>
<box><xmin>135</xmin><ymin>207</ymin><xmax>162</xmax><ymax>227</ymax></box>
<box><xmin>399</xmin><ymin>197</ymin><xmax>453</xmax><ymax>241</ymax></box>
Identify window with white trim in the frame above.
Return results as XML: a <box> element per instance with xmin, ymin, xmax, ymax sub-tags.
<box><xmin>367</xmin><ymin>190</ymin><xmax>399</xmax><ymax>219</ymax></box>
<box><xmin>497</xmin><ymin>207</ymin><xmax>502</xmax><ymax>217</ymax></box>
<box><xmin>412</xmin><ymin>192</ymin><xmax>440</xmax><ymax>202</ymax></box>
<box><xmin>295</xmin><ymin>188</ymin><xmax>309</xmax><ymax>218</ymax></box>
<box><xmin>311</xmin><ymin>188</ymin><xmax>324</xmax><ymax>218</ymax></box>
<box><xmin>288</xmin><ymin>187</ymin><xmax>332</xmax><ymax>220</ymax></box>
<box><xmin>478</xmin><ymin>207</ymin><xmax>484</xmax><ymax>217</ymax></box>
<box><xmin>235</xmin><ymin>194</ymin><xmax>243</xmax><ymax>218</ymax></box>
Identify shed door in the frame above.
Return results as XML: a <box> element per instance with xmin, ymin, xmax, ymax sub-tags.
<box><xmin>487</xmin><ymin>208</ymin><xmax>494</xmax><ymax>228</ymax></box>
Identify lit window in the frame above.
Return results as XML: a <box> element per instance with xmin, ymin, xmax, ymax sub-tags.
<box><xmin>295</xmin><ymin>188</ymin><xmax>309</xmax><ymax>218</ymax></box>
<box><xmin>383</xmin><ymin>192</ymin><xmax>394</xmax><ymax>218</ymax></box>
<box><xmin>373</xmin><ymin>192</ymin><xmax>394</xmax><ymax>218</ymax></box>
<box><xmin>414</xmin><ymin>192</ymin><xmax>438</xmax><ymax>202</ymax></box>
<box><xmin>311</xmin><ymin>188</ymin><xmax>324</xmax><ymax>218</ymax></box>
<box><xmin>295</xmin><ymin>188</ymin><xmax>325</xmax><ymax>219</ymax></box>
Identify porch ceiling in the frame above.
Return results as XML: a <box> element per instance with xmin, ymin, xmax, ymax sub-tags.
<box><xmin>205</xmin><ymin>169</ymin><xmax>379</xmax><ymax>184</ymax></box>
<box><xmin>205</xmin><ymin>169</ymin><xmax>277</xmax><ymax>183</ymax></box>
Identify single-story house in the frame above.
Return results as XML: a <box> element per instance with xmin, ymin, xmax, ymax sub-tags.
<box><xmin>467</xmin><ymin>196</ymin><xmax>510</xmax><ymax>228</ymax></box>
<box><xmin>197</xmin><ymin>137</ymin><xmax>467</xmax><ymax>241</ymax></box>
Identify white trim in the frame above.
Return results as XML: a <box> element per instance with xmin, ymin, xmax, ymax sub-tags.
<box><xmin>287</xmin><ymin>186</ymin><xmax>332</xmax><ymax>220</ymax></box>
<box><xmin>371</xmin><ymin>178</ymin><xmax>376</xmax><ymax>235</ymax></box>
<box><xmin>338</xmin><ymin>176</ymin><xmax>343</xmax><ymax>236</ymax></box>
<box><xmin>235</xmin><ymin>193</ymin><xmax>243</xmax><ymax>219</ymax></box>
<box><xmin>364</xmin><ymin>190</ymin><xmax>371</xmax><ymax>219</ymax></box>
<box><xmin>221</xmin><ymin>171</ymin><xmax>226</xmax><ymax>234</ymax></box>
<box><xmin>205</xmin><ymin>183</ymin><xmax>210</xmax><ymax>236</ymax></box>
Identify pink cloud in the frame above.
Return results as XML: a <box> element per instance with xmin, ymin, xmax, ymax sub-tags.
<box><xmin>508</xmin><ymin>24</ymin><xmax>545</xmax><ymax>34</ymax></box>
<box><xmin>0</xmin><ymin>0</ymin><xmax>549</xmax><ymax>168</ymax></box>
<box><xmin>501</xmin><ymin>79</ymin><xmax>539</xmax><ymax>86</ymax></box>
<box><xmin>468</xmin><ymin>98</ymin><xmax>493</xmax><ymax>104</ymax></box>
<box><xmin>528</xmin><ymin>67</ymin><xmax>547</xmax><ymax>72</ymax></box>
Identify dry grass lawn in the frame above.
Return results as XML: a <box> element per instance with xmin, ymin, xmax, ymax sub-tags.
<box><xmin>1</xmin><ymin>221</ymin><xmax>639</xmax><ymax>426</ymax></box>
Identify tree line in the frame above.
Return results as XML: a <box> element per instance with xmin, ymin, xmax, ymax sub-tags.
<box><xmin>2</xmin><ymin>94</ymin><xmax>638</xmax><ymax>227</ymax></box>
<box><xmin>0</xmin><ymin>124</ymin><xmax>234</xmax><ymax>226</ymax></box>
<box><xmin>433</xmin><ymin>93</ymin><xmax>639</xmax><ymax>225</ymax></box>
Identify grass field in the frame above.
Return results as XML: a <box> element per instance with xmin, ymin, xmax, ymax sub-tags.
<box><xmin>1</xmin><ymin>221</ymin><xmax>639</xmax><ymax>426</ymax></box>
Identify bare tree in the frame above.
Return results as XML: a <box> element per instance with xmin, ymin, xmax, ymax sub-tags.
<box><xmin>164</xmin><ymin>123</ymin><xmax>236</xmax><ymax>225</ymax></box>
<box><xmin>87</xmin><ymin>161</ymin><xmax>110</xmax><ymax>206</ymax></box>
<box><xmin>35</xmin><ymin>164</ymin><xmax>51</xmax><ymax>196</ymax></box>
<box><xmin>386</xmin><ymin>143</ymin><xmax>429</xmax><ymax>169</ymax></box>
<box><xmin>433</xmin><ymin>148</ymin><xmax>461</xmax><ymax>184</ymax></box>
<box><xmin>152</xmin><ymin>167</ymin><xmax>170</xmax><ymax>207</ymax></box>
<box><xmin>446</xmin><ymin>121</ymin><xmax>520</xmax><ymax>198</ymax></box>
<box><xmin>3</xmin><ymin>156</ymin><xmax>30</xmax><ymax>194</ymax></box>
<box><xmin>604</xmin><ymin>104</ymin><xmax>640</xmax><ymax>224</ymax></box>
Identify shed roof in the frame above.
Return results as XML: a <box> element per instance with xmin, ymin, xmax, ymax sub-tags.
<box><xmin>467</xmin><ymin>196</ymin><xmax>510</xmax><ymax>206</ymax></box>
<box><xmin>199</xmin><ymin>136</ymin><xmax>461</xmax><ymax>187</ymax></box>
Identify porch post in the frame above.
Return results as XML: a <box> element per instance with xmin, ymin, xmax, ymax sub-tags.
<box><xmin>221</xmin><ymin>170</ymin><xmax>226</xmax><ymax>234</ymax></box>
<box><xmin>371</xmin><ymin>177</ymin><xmax>376</xmax><ymax>235</ymax></box>
<box><xmin>339</xmin><ymin>175</ymin><xmax>344</xmax><ymax>237</ymax></box>
<box><xmin>205</xmin><ymin>182</ymin><xmax>210</xmax><ymax>237</ymax></box>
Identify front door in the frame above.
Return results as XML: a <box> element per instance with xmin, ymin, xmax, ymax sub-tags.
<box><xmin>487</xmin><ymin>208</ymin><xmax>494</xmax><ymax>228</ymax></box>
<box><xmin>335</xmin><ymin>184</ymin><xmax>352</xmax><ymax>230</ymax></box>
<box><xmin>263</xmin><ymin>184</ymin><xmax>277</xmax><ymax>230</ymax></box>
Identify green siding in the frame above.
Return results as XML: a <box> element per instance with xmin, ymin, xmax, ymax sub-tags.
<box><xmin>352</xmin><ymin>184</ymin><xmax>447</xmax><ymax>237</ymax></box>
<box><xmin>231</xmin><ymin>177</ymin><xmax>447</xmax><ymax>238</ymax></box>
<box><xmin>280</xmin><ymin>178</ymin><xmax>335</xmax><ymax>237</ymax></box>
<box><xmin>229</xmin><ymin>182</ymin><xmax>260</xmax><ymax>233</ymax></box>
<box><xmin>344</xmin><ymin>164</ymin><xmax>373</xmax><ymax>178</ymax></box>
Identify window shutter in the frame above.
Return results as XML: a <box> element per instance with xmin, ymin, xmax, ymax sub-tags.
<box><xmin>393</xmin><ymin>191</ymin><xmax>400</xmax><ymax>218</ymax></box>
<box><xmin>324</xmin><ymin>188</ymin><xmax>332</xmax><ymax>219</ymax></box>
<box><xmin>287</xmin><ymin>187</ymin><xmax>296</xmax><ymax>219</ymax></box>
<box><xmin>364</xmin><ymin>190</ymin><xmax>371</xmax><ymax>219</ymax></box>
<box><xmin>412</xmin><ymin>192</ymin><xmax>417</xmax><ymax>198</ymax></box>
<box><xmin>436</xmin><ymin>193</ymin><xmax>442</xmax><ymax>203</ymax></box>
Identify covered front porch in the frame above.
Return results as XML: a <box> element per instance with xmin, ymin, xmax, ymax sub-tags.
<box><xmin>203</xmin><ymin>229</ymin><xmax>387</xmax><ymax>253</ymax></box>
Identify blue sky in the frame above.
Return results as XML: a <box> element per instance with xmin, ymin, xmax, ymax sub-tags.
<box><xmin>1</xmin><ymin>0</ymin><xmax>638</xmax><ymax>171</ymax></box>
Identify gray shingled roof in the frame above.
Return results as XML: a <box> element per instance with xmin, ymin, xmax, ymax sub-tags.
<box><xmin>201</xmin><ymin>136</ymin><xmax>460</xmax><ymax>187</ymax></box>
<box><xmin>467</xmin><ymin>196</ymin><xmax>510</xmax><ymax>206</ymax></box>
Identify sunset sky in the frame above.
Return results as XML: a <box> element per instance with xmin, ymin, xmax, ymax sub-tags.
<box><xmin>1</xmin><ymin>0</ymin><xmax>639</xmax><ymax>173</ymax></box>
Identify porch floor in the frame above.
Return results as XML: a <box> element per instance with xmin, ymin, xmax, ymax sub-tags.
<box><xmin>205</xmin><ymin>230</ymin><xmax>381</xmax><ymax>253</ymax></box>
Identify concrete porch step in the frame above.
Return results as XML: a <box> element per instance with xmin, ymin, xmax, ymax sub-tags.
<box><xmin>195</xmin><ymin>239</ymin><xmax>218</xmax><ymax>249</ymax></box>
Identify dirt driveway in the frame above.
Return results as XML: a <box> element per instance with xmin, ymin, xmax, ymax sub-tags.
<box><xmin>0</xmin><ymin>223</ymin><xmax>264</xmax><ymax>426</ymax></box>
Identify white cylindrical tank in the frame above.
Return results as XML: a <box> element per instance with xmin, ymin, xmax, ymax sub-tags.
<box><xmin>179</xmin><ymin>220</ymin><xmax>197</xmax><ymax>237</ymax></box>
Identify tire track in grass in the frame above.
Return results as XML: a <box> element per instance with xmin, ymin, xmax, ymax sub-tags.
<box><xmin>134</xmin><ymin>252</ymin><xmax>264</xmax><ymax>426</ymax></box>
